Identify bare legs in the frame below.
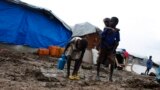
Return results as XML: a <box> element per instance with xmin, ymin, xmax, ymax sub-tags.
<box><xmin>96</xmin><ymin>49</ymin><xmax>115</xmax><ymax>81</ymax></box>
<box><xmin>67</xmin><ymin>56</ymin><xmax>82</xmax><ymax>78</ymax></box>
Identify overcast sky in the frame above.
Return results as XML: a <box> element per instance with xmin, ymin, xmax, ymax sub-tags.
<box><xmin>22</xmin><ymin>0</ymin><xmax>160</xmax><ymax>64</ymax></box>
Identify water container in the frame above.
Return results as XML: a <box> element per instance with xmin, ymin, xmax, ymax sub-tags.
<box><xmin>49</xmin><ymin>46</ymin><xmax>61</xmax><ymax>57</ymax></box>
<box><xmin>38</xmin><ymin>48</ymin><xmax>49</xmax><ymax>55</ymax></box>
<box><xmin>57</xmin><ymin>55</ymin><xmax>66</xmax><ymax>70</ymax></box>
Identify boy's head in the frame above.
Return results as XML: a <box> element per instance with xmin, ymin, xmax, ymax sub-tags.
<box><xmin>149</xmin><ymin>56</ymin><xmax>152</xmax><ymax>59</ymax></box>
<box><xmin>103</xmin><ymin>18</ymin><xmax>110</xmax><ymax>27</ymax></box>
<box><xmin>76</xmin><ymin>39</ymin><xmax>88</xmax><ymax>50</ymax></box>
<box><xmin>109</xmin><ymin>17</ymin><xmax>119</xmax><ymax>28</ymax></box>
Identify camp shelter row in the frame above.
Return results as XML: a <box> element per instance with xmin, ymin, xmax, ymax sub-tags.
<box><xmin>0</xmin><ymin>0</ymin><xmax>102</xmax><ymax>64</ymax></box>
<box><xmin>0</xmin><ymin>0</ymin><xmax>72</xmax><ymax>48</ymax></box>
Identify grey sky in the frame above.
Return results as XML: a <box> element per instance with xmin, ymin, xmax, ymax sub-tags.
<box><xmin>22</xmin><ymin>0</ymin><xmax>160</xmax><ymax>64</ymax></box>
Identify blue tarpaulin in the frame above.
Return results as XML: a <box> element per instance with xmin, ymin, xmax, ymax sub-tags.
<box><xmin>155</xmin><ymin>66</ymin><xmax>160</xmax><ymax>83</ymax></box>
<box><xmin>0</xmin><ymin>0</ymin><xmax>72</xmax><ymax>48</ymax></box>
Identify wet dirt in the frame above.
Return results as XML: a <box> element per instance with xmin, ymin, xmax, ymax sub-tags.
<box><xmin>0</xmin><ymin>49</ymin><xmax>160</xmax><ymax>90</ymax></box>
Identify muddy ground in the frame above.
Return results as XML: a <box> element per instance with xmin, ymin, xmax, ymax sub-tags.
<box><xmin>0</xmin><ymin>49</ymin><xmax>160</xmax><ymax>90</ymax></box>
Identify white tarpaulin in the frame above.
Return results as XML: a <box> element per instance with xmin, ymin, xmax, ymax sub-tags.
<box><xmin>82</xmin><ymin>49</ymin><xmax>93</xmax><ymax>64</ymax></box>
<box><xmin>82</xmin><ymin>48</ymin><xmax>99</xmax><ymax>64</ymax></box>
<box><xmin>72</xmin><ymin>22</ymin><xmax>97</xmax><ymax>36</ymax></box>
<box><xmin>92</xmin><ymin>49</ymin><xmax>99</xmax><ymax>65</ymax></box>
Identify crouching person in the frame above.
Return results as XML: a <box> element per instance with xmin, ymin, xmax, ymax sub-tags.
<box><xmin>64</xmin><ymin>37</ymin><xmax>88</xmax><ymax>80</ymax></box>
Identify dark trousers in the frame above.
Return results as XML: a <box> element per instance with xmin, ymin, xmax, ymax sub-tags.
<box><xmin>145</xmin><ymin>68</ymin><xmax>151</xmax><ymax>75</ymax></box>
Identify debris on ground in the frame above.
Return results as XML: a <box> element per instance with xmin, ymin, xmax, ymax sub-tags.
<box><xmin>0</xmin><ymin>49</ymin><xmax>160</xmax><ymax>90</ymax></box>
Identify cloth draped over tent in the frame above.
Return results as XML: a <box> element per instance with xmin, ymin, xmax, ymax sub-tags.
<box><xmin>0</xmin><ymin>0</ymin><xmax>72</xmax><ymax>48</ymax></box>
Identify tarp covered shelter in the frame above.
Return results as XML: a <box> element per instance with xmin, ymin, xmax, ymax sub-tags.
<box><xmin>72</xmin><ymin>22</ymin><xmax>101</xmax><ymax>37</ymax></box>
<box><xmin>72</xmin><ymin>22</ymin><xmax>101</xmax><ymax>49</ymax></box>
<box><xmin>0</xmin><ymin>0</ymin><xmax>72</xmax><ymax>48</ymax></box>
<box><xmin>72</xmin><ymin>22</ymin><xmax>101</xmax><ymax>64</ymax></box>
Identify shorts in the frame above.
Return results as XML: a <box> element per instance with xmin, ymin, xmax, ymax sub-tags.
<box><xmin>97</xmin><ymin>48</ymin><xmax>115</xmax><ymax>65</ymax></box>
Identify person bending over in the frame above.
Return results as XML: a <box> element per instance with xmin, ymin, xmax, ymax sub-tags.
<box><xmin>64</xmin><ymin>37</ymin><xmax>88</xmax><ymax>80</ymax></box>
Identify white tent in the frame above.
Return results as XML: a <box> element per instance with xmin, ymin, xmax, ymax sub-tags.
<box><xmin>72</xmin><ymin>22</ymin><xmax>101</xmax><ymax>64</ymax></box>
<box><xmin>72</xmin><ymin>22</ymin><xmax>100</xmax><ymax>37</ymax></box>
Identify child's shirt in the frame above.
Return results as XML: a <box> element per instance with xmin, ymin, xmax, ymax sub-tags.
<box><xmin>65</xmin><ymin>37</ymin><xmax>82</xmax><ymax>60</ymax></box>
<box><xmin>100</xmin><ymin>27</ymin><xmax>120</xmax><ymax>49</ymax></box>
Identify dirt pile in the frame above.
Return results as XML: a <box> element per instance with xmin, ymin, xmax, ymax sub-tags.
<box><xmin>125</xmin><ymin>78</ymin><xmax>159</xmax><ymax>88</ymax></box>
<box><xmin>0</xmin><ymin>49</ymin><xmax>160</xmax><ymax>90</ymax></box>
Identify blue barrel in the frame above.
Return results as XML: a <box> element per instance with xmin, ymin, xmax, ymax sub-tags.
<box><xmin>57</xmin><ymin>55</ymin><xmax>66</xmax><ymax>70</ymax></box>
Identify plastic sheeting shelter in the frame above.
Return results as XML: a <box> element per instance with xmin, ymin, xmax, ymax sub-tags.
<box><xmin>156</xmin><ymin>66</ymin><xmax>160</xmax><ymax>82</ymax></box>
<box><xmin>72</xmin><ymin>22</ymin><xmax>101</xmax><ymax>64</ymax></box>
<box><xmin>72</xmin><ymin>22</ymin><xmax>101</xmax><ymax>37</ymax></box>
<box><xmin>0</xmin><ymin>0</ymin><xmax>72</xmax><ymax>48</ymax></box>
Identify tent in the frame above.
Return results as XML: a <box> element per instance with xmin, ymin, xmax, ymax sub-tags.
<box><xmin>72</xmin><ymin>22</ymin><xmax>101</xmax><ymax>64</ymax></box>
<box><xmin>156</xmin><ymin>66</ymin><xmax>160</xmax><ymax>83</ymax></box>
<box><xmin>0</xmin><ymin>0</ymin><xmax>72</xmax><ymax>48</ymax></box>
<box><xmin>72</xmin><ymin>22</ymin><xmax>101</xmax><ymax>49</ymax></box>
<box><xmin>72</xmin><ymin>22</ymin><xmax>101</xmax><ymax>37</ymax></box>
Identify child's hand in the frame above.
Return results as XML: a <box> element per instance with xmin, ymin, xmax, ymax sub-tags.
<box><xmin>117</xmin><ymin>64</ymin><xmax>122</xmax><ymax>67</ymax></box>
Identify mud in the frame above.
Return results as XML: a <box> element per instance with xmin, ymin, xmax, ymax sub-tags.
<box><xmin>0</xmin><ymin>49</ymin><xmax>160</xmax><ymax>90</ymax></box>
